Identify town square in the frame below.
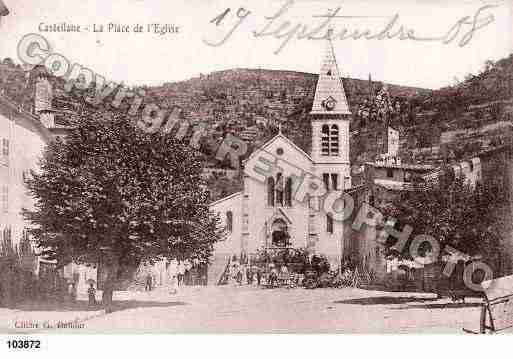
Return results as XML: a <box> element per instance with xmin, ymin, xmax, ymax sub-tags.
<box><xmin>0</xmin><ymin>0</ymin><xmax>512</xmax><ymax>342</ymax></box>
<box><xmin>1</xmin><ymin>284</ymin><xmax>486</xmax><ymax>334</ymax></box>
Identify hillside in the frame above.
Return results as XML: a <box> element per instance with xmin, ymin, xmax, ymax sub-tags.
<box><xmin>1</xmin><ymin>54</ymin><xmax>512</xmax><ymax>195</ymax></box>
<box><xmin>0</xmin><ymin>60</ymin><xmax>429</xmax><ymax>163</ymax></box>
<box><xmin>395</xmin><ymin>54</ymin><xmax>513</xmax><ymax>164</ymax></box>
<box><xmin>137</xmin><ymin>68</ymin><xmax>430</xmax><ymax>163</ymax></box>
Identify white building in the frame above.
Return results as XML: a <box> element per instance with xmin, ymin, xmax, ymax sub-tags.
<box><xmin>0</xmin><ymin>90</ymin><xmax>53</xmax><ymax>272</ymax></box>
<box><xmin>209</xmin><ymin>40</ymin><xmax>382</xmax><ymax>281</ymax></box>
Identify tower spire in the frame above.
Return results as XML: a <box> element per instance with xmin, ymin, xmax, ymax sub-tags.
<box><xmin>310</xmin><ymin>34</ymin><xmax>351</xmax><ymax>115</ymax></box>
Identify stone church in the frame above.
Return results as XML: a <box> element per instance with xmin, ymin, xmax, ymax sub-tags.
<box><xmin>210</xmin><ymin>40</ymin><xmax>381</xmax><ymax>279</ymax></box>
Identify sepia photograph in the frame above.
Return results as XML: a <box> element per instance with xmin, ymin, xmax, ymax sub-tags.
<box><xmin>0</xmin><ymin>0</ymin><xmax>512</xmax><ymax>350</ymax></box>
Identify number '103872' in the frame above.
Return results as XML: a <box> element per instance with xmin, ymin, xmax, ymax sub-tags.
<box><xmin>7</xmin><ymin>340</ymin><xmax>41</xmax><ymax>349</ymax></box>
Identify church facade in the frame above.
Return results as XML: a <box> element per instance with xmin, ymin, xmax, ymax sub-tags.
<box><xmin>210</xmin><ymin>40</ymin><xmax>383</xmax><ymax>278</ymax></box>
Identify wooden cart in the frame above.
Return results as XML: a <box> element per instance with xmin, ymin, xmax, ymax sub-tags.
<box><xmin>463</xmin><ymin>274</ymin><xmax>513</xmax><ymax>333</ymax></box>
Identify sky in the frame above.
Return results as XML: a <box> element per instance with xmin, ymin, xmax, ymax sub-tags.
<box><xmin>0</xmin><ymin>0</ymin><xmax>511</xmax><ymax>89</ymax></box>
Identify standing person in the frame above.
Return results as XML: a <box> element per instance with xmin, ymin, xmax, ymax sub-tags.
<box><xmin>87</xmin><ymin>283</ymin><xmax>96</xmax><ymax>307</ymax></box>
<box><xmin>246</xmin><ymin>265</ymin><xmax>253</xmax><ymax>285</ymax></box>
<box><xmin>184</xmin><ymin>259</ymin><xmax>192</xmax><ymax>286</ymax></box>
<box><xmin>256</xmin><ymin>266</ymin><xmax>262</xmax><ymax>286</ymax></box>
<box><xmin>67</xmin><ymin>281</ymin><xmax>77</xmax><ymax>302</ymax></box>
<box><xmin>231</xmin><ymin>256</ymin><xmax>239</xmax><ymax>281</ymax></box>
<box><xmin>280</xmin><ymin>264</ymin><xmax>289</xmax><ymax>286</ymax></box>
<box><xmin>230</xmin><ymin>260</ymin><xmax>239</xmax><ymax>284</ymax></box>
<box><xmin>236</xmin><ymin>264</ymin><xmax>243</xmax><ymax>285</ymax></box>
<box><xmin>177</xmin><ymin>261</ymin><xmax>185</xmax><ymax>286</ymax></box>
<box><xmin>192</xmin><ymin>258</ymin><xmax>200</xmax><ymax>286</ymax></box>
<box><xmin>269</xmin><ymin>263</ymin><xmax>278</xmax><ymax>287</ymax></box>
<box><xmin>145</xmin><ymin>272</ymin><xmax>153</xmax><ymax>291</ymax></box>
<box><xmin>167</xmin><ymin>258</ymin><xmax>178</xmax><ymax>286</ymax></box>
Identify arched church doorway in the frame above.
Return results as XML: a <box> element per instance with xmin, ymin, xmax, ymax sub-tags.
<box><xmin>271</xmin><ymin>219</ymin><xmax>290</xmax><ymax>247</ymax></box>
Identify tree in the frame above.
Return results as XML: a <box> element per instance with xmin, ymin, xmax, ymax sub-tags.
<box><xmin>205</xmin><ymin>173</ymin><xmax>243</xmax><ymax>202</ymax></box>
<box><xmin>24</xmin><ymin>110</ymin><xmax>222</xmax><ymax>311</ymax></box>
<box><xmin>384</xmin><ymin>171</ymin><xmax>505</xmax><ymax>268</ymax></box>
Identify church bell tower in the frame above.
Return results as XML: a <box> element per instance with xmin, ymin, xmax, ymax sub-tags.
<box><xmin>311</xmin><ymin>38</ymin><xmax>351</xmax><ymax>191</ymax></box>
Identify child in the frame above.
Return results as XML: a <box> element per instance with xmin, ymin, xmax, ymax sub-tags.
<box><xmin>87</xmin><ymin>283</ymin><xmax>96</xmax><ymax>306</ymax></box>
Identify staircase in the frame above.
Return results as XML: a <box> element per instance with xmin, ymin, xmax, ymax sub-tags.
<box><xmin>207</xmin><ymin>255</ymin><xmax>230</xmax><ymax>285</ymax></box>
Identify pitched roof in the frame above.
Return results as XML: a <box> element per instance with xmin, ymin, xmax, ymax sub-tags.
<box><xmin>209</xmin><ymin>191</ymin><xmax>243</xmax><ymax>207</ymax></box>
<box><xmin>268</xmin><ymin>208</ymin><xmax>293</xmax><ymax>225</ymax></box>
<box><xmin>243</xmin><ymin>132</ymin><xmax>313</xmax><ymax>165</ymax></box>
<box><xmin>310</xmin><ymin>39</ymin><xmax>351</xmax><ymax>115</ymax></box>
<box><xmin>0</xmin><ymin>94</ymin><xmax>53</xmax><ymax>142</ymax></box>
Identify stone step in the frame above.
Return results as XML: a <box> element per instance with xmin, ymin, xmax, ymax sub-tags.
<box><xmin>207</xmin><ymin>255</ymin><xmax>230</xmax><ymax>285</ymax></box>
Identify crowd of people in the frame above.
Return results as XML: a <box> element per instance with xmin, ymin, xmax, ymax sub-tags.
<box><xmin>163</xmin><ymin>259</ymin><xmax>208</xmax><ymax>294</ymax></box>
<box><xmin>221</xmin><ymin>255</ymin><xmax>305</xmax><ymax>288</ymax></box>
<box><xmin>146</xmin><ymin>253</ymin><xmax>362</xmax><ymax>292</ymax></box>
<box><xmin>218</xmin><ymin>252</ymin><xmax>368</xmax><ymax>289</ymax></box>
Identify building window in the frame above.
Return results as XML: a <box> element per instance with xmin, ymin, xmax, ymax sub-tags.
<box><xmin>331</xmin><ymin>173</ymin><xmax>339</xmax><ymax>191</ymax></box>
<box><xmin>285</xmin><ymin>177</ymin><xmax>293</xmax><ymax>207</ymax></box>
<box><xmin>1</xmin><ymin>139</ymin><xmax>9</xmax><ymax>157</ymax></box>
<box><xmin>242</xmin><ymin>214</ymin><xmax>249</xmax><ymax>233</ymax></box>
<box><xmin>226</xmin><ymin>211</ymin><xmax>233</xmax><ymax>232</ymax></box>
<box><xmin>320</xmin><ymin>125</ymin><xmax>339</xmax><ymax>156</ymax></box>
<box><xmin>330</xmin><ymin>125</ymin><xmax>339</xmax><ymax>155</ymax></box>
<box><xmin>267</xmin><ymin>177</ymin><xmax>275</xmax><ymax>207</ymax></box>
<box><xmin>386</xmin><ymin>168</ymin><xmax>393</xmax><ymax>178</ymax></box>
<box><xmin>1</xmin><ymin>185</ymin><xmax>8</xmax><ymax>213</ymax></box>
<box><xmin>2</xmin><ymin>226</ymin><xmax>11</xmax><ymax>243</ymax></box>
<box><xmin>322</xmin><ymin>173</ymin><xmax>339</xmax><ymax>191</ymax></box>
<box><xmin>323</xmin><ymin>173</ymin><xmax>330</xmax><ymax>190</ymax></box>
<box><xmin>326</xmin><ymin>213</ymin><xmax>334</xmax><ymax>234</ymax></box>
<box><xmin>345</xmin><ymin>176</ymin><xmax>350</xmax><ymax>189</ymax></box>
<box><xmin>321</xmin><ymin>125</ymin><xmax>330</xmax><ymax>156</ymax></box>
<box><xmin>276</xmin><ymin>173</ymin><xmax>284</xmax><ymax>206</ymax></box>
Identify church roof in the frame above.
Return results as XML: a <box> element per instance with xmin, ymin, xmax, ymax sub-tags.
<box><xmin>310</xmin><ymin>39</ymin><xmax>351</xmax><ymax>115</ymax></box>
<box><xmin>243</xmin><ymin>132</ymin><xmax>313</xmax><ymax>165</ymax></box>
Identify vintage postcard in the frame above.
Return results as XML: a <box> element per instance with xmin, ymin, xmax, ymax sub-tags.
<box><xmin>0</xmin><ymin>0</ymin><xmax>512</xmax><ymax>341</ymax></box>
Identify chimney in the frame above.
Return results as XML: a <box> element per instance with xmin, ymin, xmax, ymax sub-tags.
<box><xmin>35</xmin><ymin>73</ymin><xmax>53</xmax><ymax>113</ymax></box>
<box><xmin>0</xmin><ymin>1</ymin><xmax>9</xmax><ymax>17</ymax></box>
<box><xmin>35</xmin><ymin>73</ymin><xmax>55</xmax><ymax>128</ymax></box>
